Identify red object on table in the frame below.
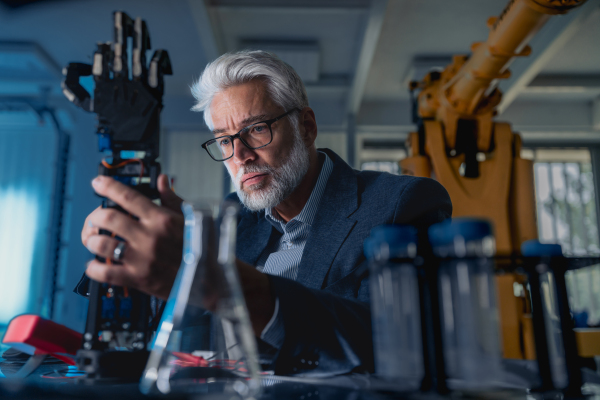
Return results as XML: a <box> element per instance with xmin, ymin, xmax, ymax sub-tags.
<box><xmin>2</xmin><ymin>315</ymin><xmax>82</xmax><ymax>365</ymax></box>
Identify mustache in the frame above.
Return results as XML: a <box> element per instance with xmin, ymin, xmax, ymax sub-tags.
<box><xmin>235</xmin><ymin>163</ymin><xmax>275</xmax><ymax>183</ymax></box>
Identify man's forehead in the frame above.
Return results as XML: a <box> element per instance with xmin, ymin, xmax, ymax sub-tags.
<box><xmin>210</xmin><ymin>81</ymin><xmax>279</xmax><ymax>134</ymax></box>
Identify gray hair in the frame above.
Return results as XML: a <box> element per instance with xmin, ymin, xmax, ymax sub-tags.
<box><xmin>190</xmin><ymin>50</ymin><xmax>309</xmax><ymax>130</ymax></box>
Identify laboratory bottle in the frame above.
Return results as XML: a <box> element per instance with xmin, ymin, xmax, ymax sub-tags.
<box><xmin>521</xmin><ymin>240</ymin><xmax>568</xmax><ymax>390</ymax></box>
<box><xmin>364</xmin><ymin>224</ymin><xmax>423</xmax><ymax>390</ymax></box>
<box><xmin>428</xmin><ymin>218</ymin><xmax>502</xmax><ymax>389</ymax></box>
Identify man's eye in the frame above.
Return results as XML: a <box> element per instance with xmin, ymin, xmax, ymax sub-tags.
<box><xmin>250</xmin><ymin>124</ymin><xmax>268</xmax><ymax>134</ymax></box>
<box><xmin>219</xmin><ymin>138</ymin><xmax>231</xmax><ymax>147</ymax></box>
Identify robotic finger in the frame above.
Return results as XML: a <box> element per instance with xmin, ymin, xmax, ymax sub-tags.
<box><xmin>148</xmin><ymin>49</ymin><xmax>172</xmax><ymax>96</ymax></box>
<box><xmin>92</xmin><ymin>43</ymin><xmax>111</xmax><ymax>81</ymax></box>
<box><xmin>112</xmin><ymin>11</ymin><xmax>133</xmax><ymax>79</ymax></box>
<box><xmin>61</xmin><ymin>62</ymin><xmax>93</xmax><ymax>112</ymax></box>
<box><xmin>133</xmin><ymin>17</ymin><xmax>150</xmax><ymax>82</ymax></box>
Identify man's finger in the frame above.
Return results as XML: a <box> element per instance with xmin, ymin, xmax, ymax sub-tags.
<box><xmin>81</xmin><ymin>206</ymin><xmax>102</xmax><ymax>246</ymax></box>
<box><xmin>86</xmin><ymin>259</ymin><xmax>135</xmax><ymax>287</ymax></box>
<box><xmin>86</xmin><ymin>235</ymin><xmax>135</xmax><ymax>264</ymax></box>
<box><xmin>92</xmin><ymin>175</ymin><xmax>157</xmax><ymax>219</ymax></box>
<box><xmin>157</xmin><ymin>174</ymin><xmax>183</xmax><ymax>213</ymax></box>
<box><xmin>88</xmin><ymin>207</ymin><xmax>146</xmax><ymax>243</ymax></box>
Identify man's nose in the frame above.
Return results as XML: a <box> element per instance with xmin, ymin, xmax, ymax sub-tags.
<box><xmin>232</xmin><ymin>138</ymin><xmax>257</xmax><ymax>165</ymax></box>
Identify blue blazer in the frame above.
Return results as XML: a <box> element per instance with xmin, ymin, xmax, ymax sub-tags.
<box><xmin>228</xmin><ymin>148</ymin><xmax>452</xmax><ymax>376</ymax></box>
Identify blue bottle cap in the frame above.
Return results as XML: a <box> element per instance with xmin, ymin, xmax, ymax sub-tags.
<box><xmin>364</xmin><ymin>225</ymin><xmax>417</xmax><ymax>260</ymax></box>
<box><xmin>363</xmin><ymin>237</ymin><xmax>377</xmax><ymax>260</ymax></box>
<box><xmin>521</xmin><ymin>240</ymin><xmax>563</xmax><ymax>257</ymax></box>
<box><xmin>428</xmin><ymin>218</ymin><xmax>492</xmax><ymax>247</ymax></box>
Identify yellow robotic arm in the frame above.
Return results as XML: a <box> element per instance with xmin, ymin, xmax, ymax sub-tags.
<box><xmin>400</xmin><ymin>0</ymin><xmax>587</xmax><ymax>359</ymax></box>
<box><xmin>403</xmin><ymin>0</ymin><xmax>587</xmax><ymax>255</ymax></box>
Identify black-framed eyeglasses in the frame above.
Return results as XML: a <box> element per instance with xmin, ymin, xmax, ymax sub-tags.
<box><xmin>201</xmin><ymin>108</ymin><xmax>300</xmax><ymax>162</ymax></box>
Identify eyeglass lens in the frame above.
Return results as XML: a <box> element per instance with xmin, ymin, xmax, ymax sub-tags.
<box><xmin>206</xmin><ymin>122</ymin><xmax>271</xmax><ymax>161</ymax></box>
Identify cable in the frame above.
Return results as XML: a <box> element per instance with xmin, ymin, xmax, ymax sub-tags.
<box><xmin>40</xmin><ymin>368</ymin><xmax>85</xmax><ymax>379</ymax></box>
<box><xmin>101</xmin><ymin>158</ymin><xmax>145</xmax><ymax>182</ymax></box>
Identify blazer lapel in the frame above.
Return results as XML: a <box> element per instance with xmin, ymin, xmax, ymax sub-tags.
<box><xmin>295</xmin><ymin>151</ymin><xmax>359</xmax><ymax>290</ymax></box>
<box><xmin>236</xmin><ymin>212</ymin><xmax>273</xmax><ymax>265</ymax></box>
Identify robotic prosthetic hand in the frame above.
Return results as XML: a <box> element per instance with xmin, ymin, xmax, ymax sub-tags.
<box><xmin>63</xmin><ymin>12</ymin><xmax>172</xmax><ymax>171</ymax></box>
<box><xmin>62</xmin><ymin>12</ymin><xmax>172</xmax><ymax>381</ymax></box>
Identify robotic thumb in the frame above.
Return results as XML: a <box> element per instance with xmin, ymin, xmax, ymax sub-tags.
<box><xmin>157</xmin><ymin>174</ymin><xmax>183</xmax><ymax>213</ymax></box>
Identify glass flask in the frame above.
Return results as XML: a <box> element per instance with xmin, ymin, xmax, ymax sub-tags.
<box><xmin>140</xmin><ymin>202</ymin><xmax>261</xmax><ymax>399</ymax></box>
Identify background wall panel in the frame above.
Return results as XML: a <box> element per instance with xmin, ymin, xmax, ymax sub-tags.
<box><xmin>163</xmin><ymin>130</ymin><xmax>224</xmax><ymax>205</ymax></box>
<box><xmin>315</xmin><ymin>132</ymin><xmax>347</xmax><ymax>162</ymax></box>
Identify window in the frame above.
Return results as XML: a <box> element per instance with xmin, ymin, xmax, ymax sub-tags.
<box><xmin>361</xmin><ymin>161</ymin><xmax>400</xmax><ymax>174</ymax></box>
<box><xmin>0</xmin><ymin>109</ymin><xmax>59</xmax><ymax>325</ymax></box>
<box><xmin>523</xmin><ymin>148</ymin><xmax>600</xmax><ymax>328</ymax></box>
<box><xmin>0</xmin><ymin>189</ymin><xmax>39</xmax><ymax>323</ymax></box>
<box><xmin>565</xmin><ymin>263</ymin><xmax>600</xmax><ymax>327</ymax></box>
<box><xmin>357</xmin><ymin>133</ymin><xmax>407</xmax><ymax>172</ymax></box>
<box><xmin>523</xmin><ymin>149</ymin><xmax>599</xmax><ymax>256</ymax></box>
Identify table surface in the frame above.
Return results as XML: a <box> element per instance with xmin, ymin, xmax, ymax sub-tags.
<box><xmin>2</xmin><ymin>355</ymin><xmax>592</xmax><ymax>400</ymax></box>
<box><xmin>0</xmin><ymin>354</ymin><xmax>544</xmax><ymax>400</ymax></box>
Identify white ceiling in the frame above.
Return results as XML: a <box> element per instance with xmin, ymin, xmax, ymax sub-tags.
<box><xmin>364</xmin><ymin>0</ymin><xmax>507</xmax><ymax>101</ymax></box>
<box><xmin>217</xmin><ymin>7</ymin><xmax>365</xmax><ymax>77</ymax></box>
<box><xmin>541</xmin><ymin>9</ymin><xmax>600</xmax><ymax>74</ymax></box>
<box><xmin>0</xmin><ymin>0</ymin><xmax>599</xmax><ymax>137</ymax></box>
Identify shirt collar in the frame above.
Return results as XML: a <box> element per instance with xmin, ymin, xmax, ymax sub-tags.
<box><xmin>265</xmin><ymin>151</ymin><xmax>334</xmax><ymax>230</ymax></box>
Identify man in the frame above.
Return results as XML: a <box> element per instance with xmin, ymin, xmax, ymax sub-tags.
<box><xmin>81</xmin><ymin>50</ymin><xmax>452</xmax><ymax>376</ymax></box>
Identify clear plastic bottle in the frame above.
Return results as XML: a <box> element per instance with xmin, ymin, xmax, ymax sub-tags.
<box><xmin>365</xmin><ymin>225</ymin><xmax>423</xmax><ymax>390</ymax></box>
<box><xmin>522</xmin><ymin>240</ymin><xmax>568</xmax><ymax>390</ymax></box>
<box><xmin>428</xmin><ymin>218</ymin><xmax>502</xmax><ymax>389</ymax></box>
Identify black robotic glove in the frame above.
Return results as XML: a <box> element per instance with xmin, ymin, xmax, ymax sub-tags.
<box><xmin>61</xmin><ymin>12</ymin><xmax>172</xmax><ymax>160</ymax></box>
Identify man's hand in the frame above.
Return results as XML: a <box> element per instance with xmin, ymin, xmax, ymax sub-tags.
<box><xmin>82</xmin><ymin>173</ymin><xmax>184</xmax><ymax>299</ymax></box>
<box><xmin>81</xmin><ymin>176</ymin><xmax>275</xmax><ymax>336</ymax></box>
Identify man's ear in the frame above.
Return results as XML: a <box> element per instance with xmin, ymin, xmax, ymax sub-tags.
<box><xmin>299</xmin><ymin>107</ymin><xmax>318</xmax><ymax>148</ymax></box>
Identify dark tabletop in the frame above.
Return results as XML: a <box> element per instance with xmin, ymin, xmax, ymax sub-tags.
<box><xmin>0</xmin><ymin>354</ymin><xmax>549</xmax><ymax>400</ymax></box>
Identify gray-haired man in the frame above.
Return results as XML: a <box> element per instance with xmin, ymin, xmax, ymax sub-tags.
<box><xmin>82</xmin><ymin>50</ymin><xmax>452</xmax><ymax>375</ymax></box>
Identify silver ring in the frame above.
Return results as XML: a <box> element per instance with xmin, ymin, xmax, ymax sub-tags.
<box><xmin>113</xmin><ymin>241</ymin><xmax>127</xmax><ymax>262</ymax></box>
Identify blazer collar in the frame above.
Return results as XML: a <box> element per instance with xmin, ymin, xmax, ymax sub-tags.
<box><xmin>236</xmin><ymin>209</ymin><xmax>272</xmax><ymax>265</ymax></box>
<box><xmin>295</xmin><ymin>149</ymin><xmax>360</xmax><ymax>289</ymax></box>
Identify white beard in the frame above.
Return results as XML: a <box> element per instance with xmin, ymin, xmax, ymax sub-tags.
<box><xmin>226</xmin><ymin>126</ymin><xmax>310</xmax><ymax>212</ymax></box>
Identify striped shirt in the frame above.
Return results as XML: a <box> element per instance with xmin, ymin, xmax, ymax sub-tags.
<box><xmin>258</xmin><ymin>151</ymin><xmax>333</xmax><ymax>348</ymax></box>
<box><xmin>256</xmin><ymin>152</ymin><xmax>333</xmax><ymax>278</ymax></box>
